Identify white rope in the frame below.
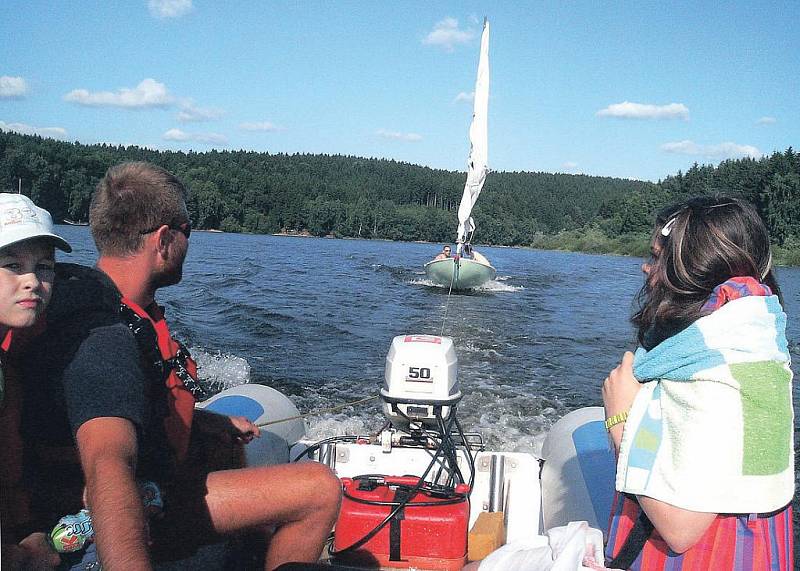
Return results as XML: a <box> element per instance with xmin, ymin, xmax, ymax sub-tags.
<box><xmin>440</xmin><ymin>258</ymin><xmax>458</xmax><ymax>336</ymax></box>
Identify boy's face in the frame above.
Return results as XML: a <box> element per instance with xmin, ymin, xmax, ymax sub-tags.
<box><xmin>0</xmin><ymin>237</ymin><xmax>55</xmax><ymax>330</ymax></box>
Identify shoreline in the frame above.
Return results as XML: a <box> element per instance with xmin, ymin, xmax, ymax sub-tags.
<box><xmin>60</xmin><ymin>222</ymin><xmax>795</xmax><ymax>267</ymax></box>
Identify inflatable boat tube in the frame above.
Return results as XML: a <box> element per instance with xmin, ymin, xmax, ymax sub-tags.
<box><xmin>197</xmin><ymin>383</ymin><xmax>307</xmax><ymax>466</ymax></box>
<box><xmin>540</xmin><ymin>406</ymin><xmax>616</xmax><ymax>536</ymax></box>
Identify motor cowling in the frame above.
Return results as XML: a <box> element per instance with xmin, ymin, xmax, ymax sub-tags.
<box><xmin>381</xmin><ymin>334</ymin><xmax>462</xmax><ymax>430</ymax></box>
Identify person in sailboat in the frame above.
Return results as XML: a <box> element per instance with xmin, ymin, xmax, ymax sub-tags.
<box><xmin>433</xmin><ymin>245</ymin><xmax>452</xmax><ymax>261</ymax></box>
<box><xmin>19</xmin><ymin>163</ymin><xmax>342</xmax><ymax>570</ymax></box>
<box><xmin>602</xmin><ymin>196</ymin><xmax>793</xmax><ymax>569</ymax></box>
<box><xmin>0</xmin><ymin>194</ymin><xmax>71</xmax><ymax>570</ymax></box>
<box><xmin>461</xmin><ymin>244</ymin><xmax>490</xmax><ymax>266</ymax></box>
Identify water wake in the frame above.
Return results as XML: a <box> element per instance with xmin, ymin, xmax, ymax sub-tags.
<box><xmin>192</xmin><ymin>348</ymin><xmax>252</xmax><ymax>394</ymax></box>
<box><xmin>408</xmin><ymin>277</ymin><xmax>522</xmax><ymax>292</ymax></box>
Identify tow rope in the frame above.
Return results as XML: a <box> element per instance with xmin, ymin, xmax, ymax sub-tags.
<box><xmin>440</xmin><ymin>257</ymin><xmax>459</xmax><ymax>336</ymax></box>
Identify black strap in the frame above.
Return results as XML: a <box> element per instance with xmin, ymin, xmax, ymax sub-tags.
<box><xmin>608</xmin><ymin>507</ymin><xmax>654</xmax><ymax>569</ymax></box>
<box><xmin>389</xmin><ymin>487</ymin><xmax>412</xmax><ymax>562</ymax></box>
<box><xmin>164</xmin><ymin>340</ymin><xmax>209</xmax><ymax>400</ymax></box>
<box><xmin>607</xmin><ymin>500</ymin><xmax>789</xmax><ymax>569</ymax></box>
<box><xmin>119</xmin><ymin>303</ymin><xmax>209</xmax><ymax>400</ymax></box>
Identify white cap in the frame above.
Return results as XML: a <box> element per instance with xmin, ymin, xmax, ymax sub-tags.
<box><xmin>0</xmin><ymin>193</ymin><xmax>72</xmax><ymax>252</ymax></box>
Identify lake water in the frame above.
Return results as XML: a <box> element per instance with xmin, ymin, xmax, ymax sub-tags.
<box><xmin>55</xmin><ymin>225</ymin><xmax>800</xmax><ymax>537</ymax></box>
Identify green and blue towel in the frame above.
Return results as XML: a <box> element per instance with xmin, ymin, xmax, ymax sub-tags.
<box><xmin>616</xmin><ymin>282</ymin><xmax>794</xmax><ymax>513</ymax></box>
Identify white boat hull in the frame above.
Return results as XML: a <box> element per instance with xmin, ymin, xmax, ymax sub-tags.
<box><xmin>424</xmin><ymin>258</ymin><xmax>496</xmax><ymax>290</ymax></box>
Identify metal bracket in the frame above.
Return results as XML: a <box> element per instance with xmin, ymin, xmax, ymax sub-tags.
<box><xmin>335</xmin><ymin>447</ymin><xmax>350</xmax><ymax>463</ymax></box>
<box><xmin>477</xmin><ymin>455</ymin><xmax>493</xmax><ymax>472</ymax></box>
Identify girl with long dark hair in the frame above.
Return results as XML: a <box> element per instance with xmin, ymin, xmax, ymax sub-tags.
<box><xmin>603</xmin><ymin>196</ymin><xmax>794</xmax><ymax>569</ymax></box>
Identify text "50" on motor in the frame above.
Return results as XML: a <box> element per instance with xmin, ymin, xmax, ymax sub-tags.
<box><xmin>407</xmin><ymin>367</ymin><xmax>432</xmax><ymax>381</ymax></box>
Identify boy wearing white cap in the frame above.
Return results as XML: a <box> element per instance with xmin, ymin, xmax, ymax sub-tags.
<box><xmin>0</xmin><ymin>194</ymin><xmax>72</xmax><ymax>351</ymax></box>
<box><xmin>0</xmin><ymin>193</ymin><xmax>71</xmax><ymax>569</ymax></box>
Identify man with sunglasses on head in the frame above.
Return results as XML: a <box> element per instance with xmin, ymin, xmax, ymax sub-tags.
<box><xmin>21</xmin><ymin>162</ymin><xmax>341</xmax><ymax>570</ymax></box>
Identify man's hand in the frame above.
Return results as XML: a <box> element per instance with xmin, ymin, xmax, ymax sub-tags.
<box><xmin>195</xmin><ymin>409</ymin><xmax>260</xmax><ymax>444</ymax></box>
<box><xmin>225</xmin><ymin>415</ymin><xmax>260</xmax><ymax>444</ymax></box>
<box><xmin>3</xmin><ymin>533</ymin><xmax>61</xmax><ymax>570</ymax></box>
<box><xmin>602</xmin><ymin>351</ymin><xmax>641</xmax><ymax>451</ymax></box>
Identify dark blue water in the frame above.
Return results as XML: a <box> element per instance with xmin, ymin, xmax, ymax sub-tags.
<box><xmin>55</xmin><ymin>226</ymin><xmax>800</xmax><ymax>455</ymax></box>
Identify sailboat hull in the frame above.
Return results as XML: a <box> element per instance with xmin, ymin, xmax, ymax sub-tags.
<box><xmin>424</xmin><ymin>258</ymin><xmax>496</xmax><ymax>290</ymax></box>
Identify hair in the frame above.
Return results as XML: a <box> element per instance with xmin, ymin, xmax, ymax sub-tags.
<box><xmin>633</xmin><ymin>195</ymin><xmax>780</xmax><ymax>349</ymax></box>
<box><xmin>90</xmin><ymin>162</ymin><xmax>189</xmax><ymax>256</ymax></box>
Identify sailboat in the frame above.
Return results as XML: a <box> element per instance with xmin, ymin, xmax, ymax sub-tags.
<box><xmin>425</xmin><ymin>18</ymin><xmax>497</xmax><ymax>290</ymax></box>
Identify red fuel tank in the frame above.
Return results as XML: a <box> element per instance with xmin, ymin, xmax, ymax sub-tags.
<box><xmin>333</xmin><ymin>476</ymin><xmax>470</xmax><ymax>570</ymax></box>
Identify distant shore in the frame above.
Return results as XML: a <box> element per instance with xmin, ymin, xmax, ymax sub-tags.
<box><xmin>273</xmin><ymin>229</ymin><xmax>313</xmax><ymax>238</ymax></box>
<box><xmin>62</xmin><ymin>222</ymin><xmax>797</xmax><ymax>267</ymax></box>
<box><xmin>266</xmin><ymin>228</ymin><xmax>800</xmax><ymax>267</ymax></box>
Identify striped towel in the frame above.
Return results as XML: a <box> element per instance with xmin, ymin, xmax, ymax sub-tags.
<box><xmin>616</xmin><ymin>283</ymin><xmax>794</xmax><ymax>513</ymax></box>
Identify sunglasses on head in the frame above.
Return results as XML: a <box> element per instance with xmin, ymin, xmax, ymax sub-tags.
<box><xmin>140</xmin><ymin>221</ymin><xmax>192</xmax><ymax>239</ymax></box>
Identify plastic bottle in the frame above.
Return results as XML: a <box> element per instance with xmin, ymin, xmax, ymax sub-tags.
<box><xmin>48</xmin><ymin>480</ymin><xmax>164</xmax><ymax>554</ymax></box>
<box><xmin>48</xmin><ymin>508</ymin><xmax>94</xmax><ymax>553</ymax></box>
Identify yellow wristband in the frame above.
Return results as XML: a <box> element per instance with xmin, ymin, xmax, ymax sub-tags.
<box><xmin>604</xmin><ymin>411</ymin><xmax>629</xmax><ymax>431</ymax></box>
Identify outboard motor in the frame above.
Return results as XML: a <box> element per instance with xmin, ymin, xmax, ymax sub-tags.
<box><xmin>332</xmin><ymin>334</ymin><xmax>474</xmax><ymax>570</ymax></box>
<box><xmin>380</xmin><ymin>334</ymin><xmax>463</xmax><ymax>430</ymax></box>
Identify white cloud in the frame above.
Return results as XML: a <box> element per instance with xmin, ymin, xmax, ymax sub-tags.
<box><xmin>377</xmin><ymin>129</ymin><xmax>422</xmax><ymax>142</ymax></box>
<box><xmin>0</xmin><ymin>76</ymin><xmax>29</xmax><ymax>98</ymax></box>
<box><xmin>239</xmin><ymin>121</ymin><xmax>285</xmax><ymax>132</ymax></box>
<box><xmin>0</xmin><ymin>120</ymin><xmax>67</xmax><ymax>139</ymax></box>
<box><xmin>422</xmin><ymin>18</ymin><xmax>475</xmax><ymax>51</ymax></box>
<box><xmin>660</xmin><ymin>140</ymin><xmax>761</xmax><ymax>159</ymax></box>
<box><xmin>756</xmin><ymin>116</ymin><xmax>776</xmax><ymax>125</ymax></box>
<box><xmin>64</xmin><ymin>78</ymin><xmax>174</xmax><ymax>109</ymax></box>
<box><xmin>562</xmin><ymin>161</ymin><xmax>579</xmax><ymax>172</ymax></box>
<box><xmin>162</xmin><ymin>128</ymin><xmax>227</xmax><ymax>145</ymax></box>
<box><xmin>597</xmin><ymin>101</ymin><xmax>689</xmax><ymax>120</ymax></box>
<box><xmin>177</xmin><ymin>100</ymin><xmax>224</xmax><ymax>122</ymax></box>
<box><xmin>453</xmin><ymin>91</ymin><xmax>474</xmax><ymax>103</ymax></box>
<box><xmin>163</xmin><ymin>128</ymin><xmax>190</xmax><ymax>141</ymax></box>
<box><xmin>148</xmin><ymin>0</ymin><xmax>193</xmax><ymax>18</ymax></box>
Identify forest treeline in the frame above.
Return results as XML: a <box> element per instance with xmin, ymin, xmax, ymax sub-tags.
<box><xmin>1</xmin><ymin>130</ymin><xmax>798</xmax><ymax>263</ymax></box>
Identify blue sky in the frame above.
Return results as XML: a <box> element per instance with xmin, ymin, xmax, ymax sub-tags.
<box><xmin>1</xmin><ymin>1</ymin><xmax>797</xmax><ymax>182</ymax></box>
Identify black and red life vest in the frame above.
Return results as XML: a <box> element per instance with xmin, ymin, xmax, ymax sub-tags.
<box><xmin>118</xmin><ymin>297</ymin><xmax>204</xmax><ymax>464</ymax></box>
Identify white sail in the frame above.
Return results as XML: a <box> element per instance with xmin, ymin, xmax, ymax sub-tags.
<box><xmin>424</xmin><ymin>18</ymin><xmax>495</xmax><ymax>290</ymax></box>
<box><xmin>456</xmin><ymin>18</ymin><xmax>490</xmax><ymax>246</ymax></box>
